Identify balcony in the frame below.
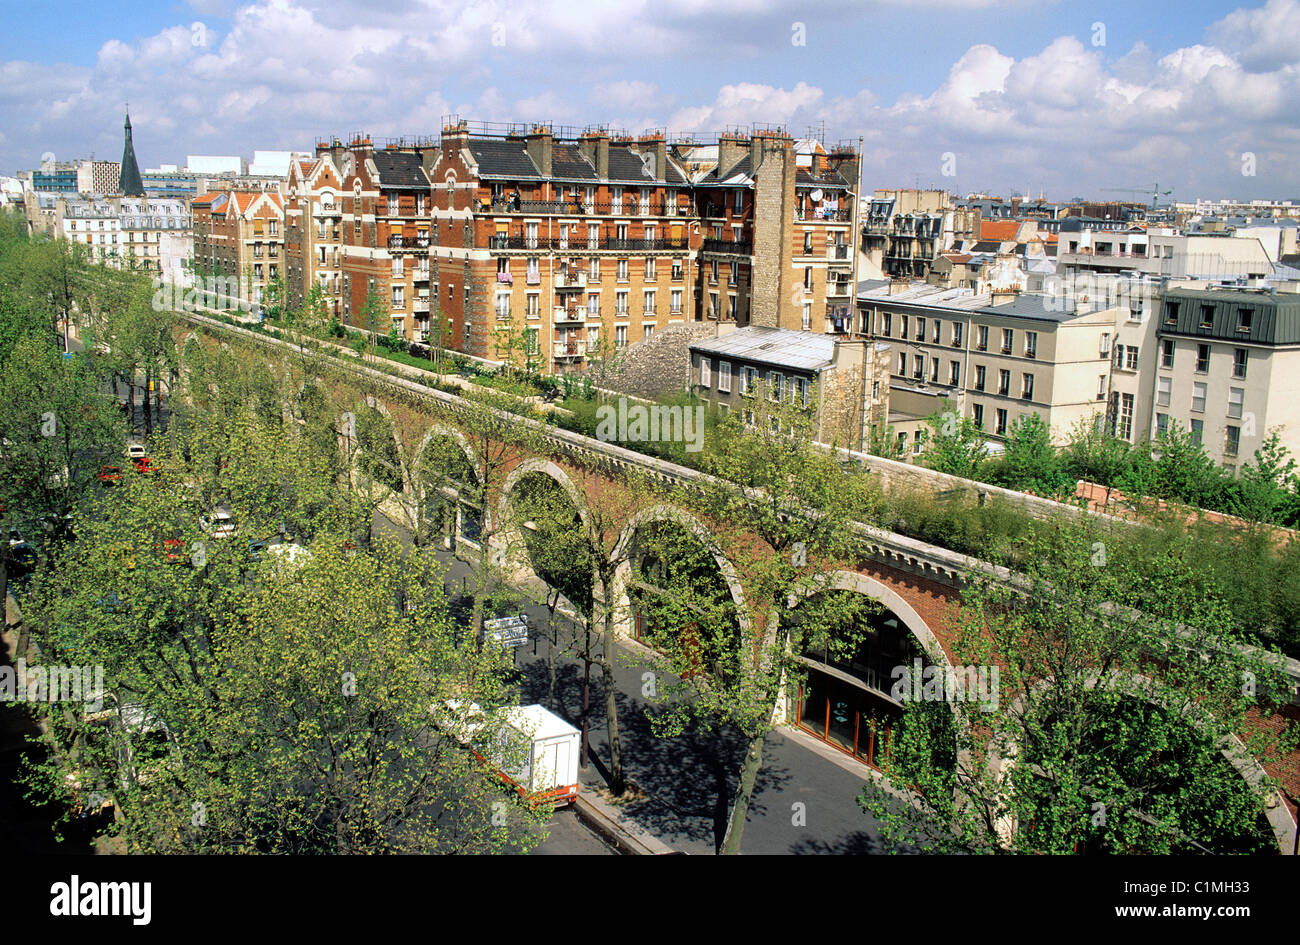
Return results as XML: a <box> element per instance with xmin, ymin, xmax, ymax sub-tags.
<box><xmin>555</xmin><ymin>272</ymin><xmax>587</xmax><ymax>291</ymax></box>
<box><xmin>701</xmin><ymin>238</ymin><xmax>752</xmax><ymax>256</ymax></box>
<box><xmin>553</xmin><ymin>339</ymin><xmax>586</xmax><ymax>359</ymax></box>
<box><xmin>827</xmin><ymin>281</ymin><xmax>852</xmax><ymax>297</ymax></box>
<box><xmin>388</xmin><ymin>236</ymin><xmax>430</xmax><ymax>250</ymax></box>
<box><xmin>313</xmin><ymin>205</ymin><xmax>342</xmax><ymax>218</ymax></box>
<box><xmin>829</xmin><ymin>244</ymin><xmax>850</xmax><ymax>260</ymax></box>
<box><xmin>553</xmin><ymin>305</ymin><xmax>585</xmax><ymax>323</ymax></box>
<box><xmin>496</xmin><ymin>271</ymin><xmax>513</xmax><ymax>285</ymax></box>
<box><xmin>796</xmin><ymin>207</ymin><xmax>852</xmax><ymax>222</ymax></box>
<box><xmin>488</xmin><ymin>234</ymin><xmax>690</xmax><ymax>253</ymax></box>
<box><xmin>413</xmin><ymin>298</ymin><xmax>430</xmax><ymax>313</ymax></box>
<box><xmin>486</xmin><ymin>197</ymin><xmax>670</xmax><ymax>217</ymax></box>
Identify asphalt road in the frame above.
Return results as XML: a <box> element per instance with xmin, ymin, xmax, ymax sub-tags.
<box><xmin>373</xmin><ymin>511</ymin><xmax>897</xmax><ymax>855</ymax></box>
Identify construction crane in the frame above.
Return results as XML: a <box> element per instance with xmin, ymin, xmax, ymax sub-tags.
<box><xmin>1101</xmin><ymin>183</ymin><xmax>1174</xmax><ymax>209</ymax></box>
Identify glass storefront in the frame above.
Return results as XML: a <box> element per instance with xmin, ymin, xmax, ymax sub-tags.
<box><xmin>796</xmin><ymin>608</ymin><xmax>919</xmax><ymax>769</ymax></box>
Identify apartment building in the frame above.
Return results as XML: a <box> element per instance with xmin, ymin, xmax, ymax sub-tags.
<box><xmin>857</xmin><ymin>282</ymin><xmax>1122</xmax><ymax>451</ymax></box>
<box><xmin>333</xmin><ymin>141</ymin><xmax>432</xmax><ymax>341</ymax></box>
<box><xmin>284</xmin><ymin>154</ymin><xmax>345</xmax><ymax>319</ymax></box>
<box><xmin>116</xmin><ymin>197</ymin><xmax>191</xmax><ymax>278</ymax></box>
<box><xmin>191</xmin><ymin>190</ymin><xmax>285</xmax><ymax>304</ymax></box>
<box><xmin>860</xmin><ymin>189</ymin><xmax>978</xmax><ymax>281</ymax></box>
<box><xmin>1152</xmin><ymin>287</ymin><xmax>1300</xmax><ymax>473</ymax></box>
<box><xmin>1056</xmin><ymin>222</ymin><xmax>1273</xmax><ymax>281</ymax></box>
<box><xmin>58</xmin><ymin>198</ymin><xmax>120</xmax><ymax>264</ymax></box>
<box><xmin>694</xmin><ymin>130</ymin><xmax>859</xmax><ymax>336</ymax></box>
<box><xmin>688</xmin><ymin>326</ymin><xmax>890</xmax><ymax>448</ymax></box>
<box><xmin>427</xmin><ymin>123</ymin><xmax>697</xmax><ymax>369</ymax></box>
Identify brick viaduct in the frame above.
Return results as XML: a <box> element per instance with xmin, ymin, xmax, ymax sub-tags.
<box><xmin>170</xmin><ymin>310</ymin><xmax>1300</xmax><ymax>853</ymax></box>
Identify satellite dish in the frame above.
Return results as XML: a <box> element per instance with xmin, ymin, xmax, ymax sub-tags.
<box><xmin>810</xmin><ymin>189</ymin><xmax>824</xmax><ymax>202</ymax></box>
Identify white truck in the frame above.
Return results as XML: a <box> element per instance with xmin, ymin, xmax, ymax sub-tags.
<box><xmin>435</xmin><ymin>701</ymin><xmax>580</xmax><ymax>806</ymax></box>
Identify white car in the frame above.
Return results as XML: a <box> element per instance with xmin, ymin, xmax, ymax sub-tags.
<box><xmin>200</xmin><ymin>507</ymin><xmax>236</xmax><ymax>539</ymax></box>
<box><xmin>126</xmin><ymin>442</ymin><xmax>147</xmax><ymax>461</ymax></box>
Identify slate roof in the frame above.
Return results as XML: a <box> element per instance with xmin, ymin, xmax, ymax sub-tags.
<box><xmin>689</xmin><ymin>326</ymin><xmax>837</xmax><ymax>373</ymax></box>
<box><xmin>468</xmin><ymin>138</ymin><xmax>541</xmax><ymax>178</ymax></box>
<box><xmin>372</xmin><ymin>150</ymin><xmax>429</xmax><ymax>189</ymax></box>
<box><xmin>552</xmin><ymin>144</ymin><xmax>598</xmax><ymax>181</ymax></box>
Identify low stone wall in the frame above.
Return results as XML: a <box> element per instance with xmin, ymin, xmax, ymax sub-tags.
<box><xmin>587</xmin><ymin>322</ymin><xmax>718</xmax><ymax>400</ymax></box>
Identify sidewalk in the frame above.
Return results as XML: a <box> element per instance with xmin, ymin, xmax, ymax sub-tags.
<box><xmin>428</xmin><ymin>545</ymin><xmax>893</xmax><ymax>855</ymax></box>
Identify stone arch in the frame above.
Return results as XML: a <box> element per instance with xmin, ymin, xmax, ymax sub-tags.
<box><xmin>410</xmin><ymin>423</ymin><xmax>484</xmax><ymax>551</ymax></box>
<box><xmin>989</xmin><ymin>673</ymin><xmax>1295</xmax><ymax>854</ymax></box>
<box><xmin>491</xmin><ymin>458</ymin><xmax>596</xmax><ymax>595</ymax></box>
<box><xmin>608</xmin><ymin>504</ymin><xmax>751</xmax><ymax>643</ymax></box>
<box><xmin>343</xmin><ymin>394</ymin><xmax>412</xmax><ymax>498</ymax></box>
<box><xmin>801</xmin><ymin>570</ymin><xmax>952</xmax><ymax>669</ymax></box>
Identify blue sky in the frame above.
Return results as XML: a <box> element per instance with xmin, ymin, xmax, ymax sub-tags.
<box><xmin>2</xmin><ymin>0</ymin><xmax>1297</xmax><ymax>200</ymax></box>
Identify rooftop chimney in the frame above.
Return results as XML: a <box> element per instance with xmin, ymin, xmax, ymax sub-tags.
<box><xmin>525</xmin><ymin>126</ymin><xmax>553</xmax><ymax>178</ymax></box>
<box><xmin>580</xmin><ymin>130</ymin><xmax>610</xmax><ymax>180</ymax></box>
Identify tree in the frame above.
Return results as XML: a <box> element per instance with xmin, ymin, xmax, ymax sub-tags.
<box><xmin>1234</xmin><ymin>429</ymin><xmax>1300</xmax><ymax>526</ymax></box>
<box><xmin>0</xmin><ymin>333</ymin><xmax>120</xmax><ymax>617</ymax></box>
<box><xmin>990</xmin><ymin>412</ymin><xmax>1067</xmax><ymax>496</ymax></box>
<box><xmin>921</xmin><ymin>405</ymin><xmax>987</xmax><ymax>479</ymax></box>
<box><xmin>21</xmin><ymin>406</ymin><xmax>548</xmax><ymax>852</ymax></box>
<box><xmin>636</xmin><ymin>380</ymin><xmax>881</xmax><ymax>852</ymax></box>
<box><xmin>359</xmin><ymin>285</ymin><xmax>387</xmax><ymax>362</ymax></box>
<box><xmin>860</xmin><ymin>522</ymin><xmax>1295</xmax><ymax>853</ymax></box>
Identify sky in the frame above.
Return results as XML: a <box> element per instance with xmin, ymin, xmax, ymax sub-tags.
<box><xmin>1</xmin><ymin>0</ymin><xmax>1297</xmax><ymax>202</ymax></box>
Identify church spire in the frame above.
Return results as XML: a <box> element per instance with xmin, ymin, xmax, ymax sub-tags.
<box><xmin>118</xmin><ymin>108</ymin><xmax>144</xmax><ymax>197</ymax></box>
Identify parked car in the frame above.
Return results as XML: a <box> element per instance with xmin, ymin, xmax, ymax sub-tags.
<box><xmin>96</xmin><ymin>465</ymin><xmax>123</xmax><ymax>485</ymax></box>
<box><xmin>131</xmin><ymin>456</ymin><xmax>155</xmax><ymax>475</ymax></box>
<box><xmin>126</xmin><ymin>442</ymin><xmax>147</xmax><ymax>461</ymax></box>
<box><xmin>200</xmin><ymin>507</ymin><xmax>236</xmax><ymax>539</ymax></box>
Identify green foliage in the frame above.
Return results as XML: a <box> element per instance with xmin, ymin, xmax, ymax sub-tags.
<box><xmin>861</xmin><ymin>522</ymin><xmax>1294</xmax><ymax>854</ymax></box>
<box><xmin>921</xmin><ymin>405</ymin><xmax>987</xmax><ymax>479</ymax></box>
<box><xmin>988</xmin><ymin>412</ymin><xmax>1070</xmax><ymax>496</ymax></box>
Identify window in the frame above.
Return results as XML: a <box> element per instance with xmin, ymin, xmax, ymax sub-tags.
<box><xmin>1190</xmin><ymin>418</ymin><xmax>1204</xmax><ymax>446</ymax></box>
<box><xmin>1199</xmin><ymin>305</ymin><xmax>1215</xmax><ymax>329</ymax></box>
<box><xmin>643</xmin><ymin>289</ymin><xmax>656</xmax><ymax>316</ymax></box>
<box><xmin>916</xmin><ymin>317</ymin><xmax>926</xmax><ymax>341</ymax></box>
<box><xmin>589</xmin><ymin>257</ymin><xmax>601</xmax><ymax>281</ymax></box>
<box><xmin>972</xmin><ymin>403</ymin><xmax>984</xmax><ymax>428</ymax></box>
<box><xmin>1233</xmin><ymin>347</ymin><xmax>1248</xmax><ymax>379</ymax></box>
<box><xmin>645</xmin><ymin>257</ymin><xmax>656</xmax><ymax>280</ymax></box>
<box><xmin>1022</xmin><ymin>373</ymin><xmax>1034</xmax><ymax>401</ymax></box>
<box><xmin>1237</xmin><ymin>308</ymin><xmax>1253</xmax><ymax>333</ymax></box>
<box><xmin>1100</xmin><ymin>332</ymin><xmax>1111</xmax><ymax>356</ymax></box>
<box><xmin>495</xmin><ymin>293</ymin><xmax>510</xmax><ymax>321</ymax></box>
<box><xmin>882</xmin><ymin>313</ymin><xmax>892</xmax><ymax>336</ymax></box>
<box><xmin>1196</xmin><ymin>344</ymin><xmax>1210</xmax><ymax>373</ymax></box>
<box><xmin>998</xmin><ymin>369</ymin><xmax>1010</xmax><ymax>396</ymax></box>
<box><xmin>952</xmin><ymin>322</ymin><xmax>963</xmax><ymax>346</ymax></box>
<box><xmin>790</xmin><ymin>377</ymin><xmax>809</xmax><ymax>407</ymax></box>
<box><xmin>913</xmin><ymin>355</ymin><xmax>924</xmax><ymax>381</ymax></box>
<box><xmin>897</xmin><ymin>432</ymin><xmax>908</xmax><ymax>454</ymax></box>
<box><xmin>1164</xmin><ymin>301</ymin><xmax>1179</xmax><ymax>325</ymax></box>
<box><xmin>977</xmin><ymin>325</ymin><xmax>988</xmax><ymax>351</ymax></box>
<box><xmin>1118</xmin><ymin>393</ymin><xmax>1134</xmax><ymax>441</ymax></box>
<box><xmin>643</xmin><ymin>325</ymin><xmax>655</xmax><ymax>340</ymax></box>
<box><xmin>718</xmin><ymin>361</ymin><xmax>732</xmax><ymax>392</ymax></box>
<box><xmin>671</xmin><ymin>289</ymin><xmax>683</xmax><ymax>314</ymax></box>
<box><xmin>803</xmin><ymin>232</ymin><xmax>813</xmax><ymax>255</ymax></box>
<box><xmin>526</xmin><ymin>293</ymin><xmax>539</xmax><ymax>318</ymax></box>
<box><xmin>932</xmin><ymin>320</ymin><xmax>940</xmax><ymax>344</ymax></box>
<box><xmin>734</xmin><ymin>189</ymin><xmax>744</xmax><ymax>212</ymax></box>
<box><xmin>901</xmin><ymin>315</ymin><xmax>910</xmax><ymax>339</ymax></box>
<box><xmin>1156</xmin><ymin>413</ymin><xmax>1169</xmax><ymax>436</ymax></box>
<box><xmin>616</xmin><ymin>290</ymin><xmax>629</xmax><ymax>315</ymax></box>
<box><xmin>975</xmin><ymin>365</ymin><xmax>986</xmax><ymax>391</ymax></box>
<box><xmin>615</xmin><ymin>325</ymin><xmax>627</xmax><ymax>348</ymax></box>
<box><xmin>1125</xmin><ymin>345</ymin><xmax>1138</xmax><ymax>371</ymax></box>
<box><xmin>995</xmin><ymin>408</ymin><xmax>1008</xmax><ymax>436</ymax></box>
<box><xmin>802</xmin><ymin>303</ymin><xmax>811</xmax><ymax>331</ymax></box>
<box><xmin>617</xmin><ymin>259</ymin><xmax>629</xmax><ymax>282</ymax></box>
<box><xmin>1098</xmin><ymin>375</ymin><xmax>1106</xmax><ymax>400</ymax></box>
<box><xmin>949</xmin><ymin>360</ymin><xmax>960</xmax><ymax>385</ymax></box>
<box><xmin>1226</xmin><ymin>425</ymin><xmax>1241</xmax><ymax>457</ymax></box>
<box><xmin>930</xmin><ymin>358</ymin><xmax>939</xmax><ymax>383</ymax></box>
<box><xmin>898</xmin><ymin>352</ymin><xmax>908</xmax><ymax>376</ymax></box>
<box><xmin>1192</xmin><ymin>381</ymin><xmax>1207</xmax><ymax>413</ymax></box>
<box><xmin>1228</xmin><ymin>387</ymin><xmax>1244</xmax><ymax>419</ymax></box>
<box><xmin>700</xmin><ymin>358</ymin><xmax>711</xmax><ymax>388</ymax></box>
<box><xmin>1157</xmin><ymin>376</ymin><xmax>1171</xmax><ymax>407</ymax></box>
<box><xmin>1162</xmin><ymin>339</ymin><xmax>1174</xmax><ymax>369</ymax></box>
<box><xmin>1001</xmin><ymin>328</ymin><xmax>1013</xmax><ymax>354</ymax></box>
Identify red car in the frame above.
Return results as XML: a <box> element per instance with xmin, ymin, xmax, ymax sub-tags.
<box><xmin>131</xmin><ymin>456</ymin><xmax>155</xmax><ymax>475</ymax></box>
<box><xmin>96</xmin><ymin>465</ymin><xmax>123</xmax><ymax>485</ymax></box>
